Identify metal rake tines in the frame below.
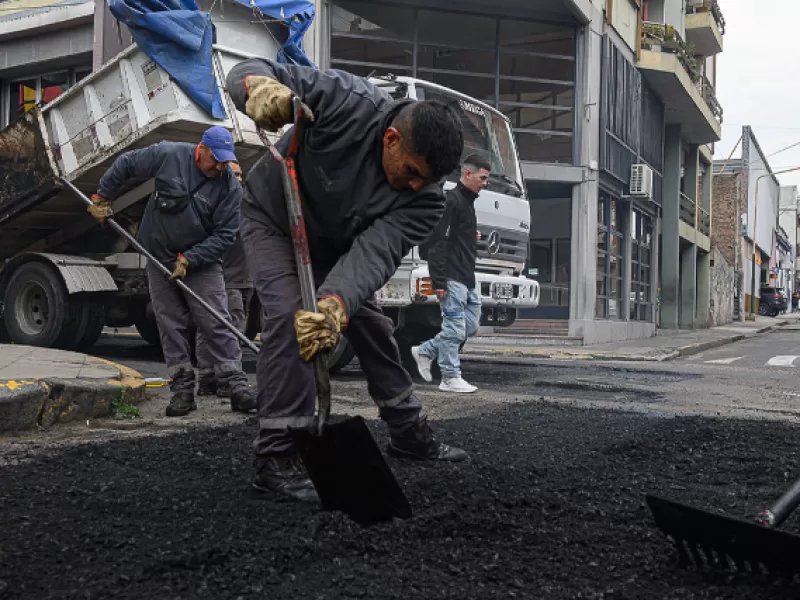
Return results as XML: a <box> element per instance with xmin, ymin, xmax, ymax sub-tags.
<box><xmin>647</xmin><ymin>495</ymin><xmax>800</xmax><ymax>578</ymax></box>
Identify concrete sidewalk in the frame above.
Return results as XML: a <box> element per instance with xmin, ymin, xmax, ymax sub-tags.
<box><xmin>465</xmin><ymin>313</ymin><xmax>800</xmax><ymax>362</ymax></box>
<box><xmin>0</xmin><ymin>344</ymin><xmax>146</xmax><ymax>432</ymax></box>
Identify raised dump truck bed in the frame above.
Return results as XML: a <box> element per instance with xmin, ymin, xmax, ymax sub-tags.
<box><xmin>0</xmin><ymin>43</ymin><xmax>269</xmax><ymax>349</ymax></box>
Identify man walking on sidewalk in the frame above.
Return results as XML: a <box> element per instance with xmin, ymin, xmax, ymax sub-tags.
<box><xmin>412</xmin><ymin>154</ymin><xmax>490</xmax><ymax>393</ymax></box>
<box><xmin>88</xmin><ymin>127</ymin><xmax>257</xmax><ymax>417</ymax></box>
<box><xmin>226</xmin><ymin>58</ymin><xmax>469</xmax><ymax>503</ymax></box>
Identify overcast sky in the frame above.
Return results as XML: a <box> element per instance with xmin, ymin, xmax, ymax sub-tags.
<box><xmin>714</xmin><ymin>0</ymin><xmax>800</xmax><ymax>188</ymax></box>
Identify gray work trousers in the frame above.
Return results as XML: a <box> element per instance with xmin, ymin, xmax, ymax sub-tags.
<box><xmin>241</xmin><ymin>215</ymin><xmax>421</xmax><ymax>459</ymax></box>
<box><xmin>195</xmin><ymin>287</ymin><xmax>250</xmax><ymax>372</ymax></box>
<box><xmin>146</xmin><ymin>261</ymin><xmax>248</xmax><ymax>393</ymax></box>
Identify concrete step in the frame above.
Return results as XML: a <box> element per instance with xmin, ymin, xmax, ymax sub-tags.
<box><xmin>494</xmin><ymin>319</ymin><xmax>570</xmax><ymax>336</ymax></box>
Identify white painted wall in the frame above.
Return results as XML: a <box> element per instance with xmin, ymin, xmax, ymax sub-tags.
<box><xmin>610</xmin><ymin>0</ymin><xmax>639</xmax><ymax>51</ymax></box>
<box><xmin>664</xmin><ymin>0</ymin><xmax>686</xmax><ymax>35</ymax></box>
<box><xmin>745</xmin><ymin>131</ymin><xmax>779</xmax><ymax>256</ymax></box>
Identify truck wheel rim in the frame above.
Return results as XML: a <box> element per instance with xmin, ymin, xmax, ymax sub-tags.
<box><xmin>14</xmin><ymin>282</ymin><xmax>49</xmax><ymax>337</ymax></box>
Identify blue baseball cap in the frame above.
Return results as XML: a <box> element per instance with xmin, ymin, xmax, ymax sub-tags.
<box><xmin>201</xmin><ymin>126</ymin><xmax>237</xmax><ymax>162</ymax></box>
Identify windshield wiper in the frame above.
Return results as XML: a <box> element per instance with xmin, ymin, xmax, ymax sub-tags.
<box><xmin>490</xmin><ymin>172</ymin><xmax>524</xmax><ymax>194</ymax></box>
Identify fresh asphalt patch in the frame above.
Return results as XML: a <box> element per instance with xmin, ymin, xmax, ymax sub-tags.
<box><xmin>2</xmin><ymin>400</ymin><xmax>800</xmax><ymax>599</ymax></box>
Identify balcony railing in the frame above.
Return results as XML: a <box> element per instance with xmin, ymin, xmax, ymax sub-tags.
<box><xmin>695</xmin><ymin>76</ymin><xmax>723</xmax><ymax>124</ymax></box>
<box><xmin>698</xmin><ymin>206</ymin><xmax>711</xmax><ymax>236</ymax></box>
<box><xmin>641</xmin><ymin>22</ymin><xmax>700</xmax><ymax>82</ymax></box>
<box><xmin>686</xmin><ymin>0</ymin><xmax>726</xmax><ymax>35</ymax></box>
<box><xmin>680</xmin><ymin>193</ymin><xmax>696</xmax><ymax>227</ymax></box>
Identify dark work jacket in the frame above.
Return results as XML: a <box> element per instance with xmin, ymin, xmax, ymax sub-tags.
<box><xmin>98</xmin><ymin>141</ymin><xmax>241</xmax><ymax>270</ymax></box>
<box><xmin>425</xmin><ymin>183</ymin><xmax>479</xmax><ymax>290</ymax></box>
<box><xmin>226</xmin><ymin>59</ymin><xmax>445</xmax><ymax>317</ymax></box>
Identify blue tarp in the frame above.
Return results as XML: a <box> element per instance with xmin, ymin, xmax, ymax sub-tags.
<box><xmin>231</xmin><ymin>0</ymin><xmax>315</xmax><ymax>68</ymax></box>
<box><xmin>109</xmin><ymin>0</ymin><xmax>315</xmax><ymax>119</ymax></box>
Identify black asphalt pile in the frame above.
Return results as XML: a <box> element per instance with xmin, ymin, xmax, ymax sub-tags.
<box><xmin>2</xmin><ymin>401</ymin><xmax>800</xmax><ymax>599</ymax></box>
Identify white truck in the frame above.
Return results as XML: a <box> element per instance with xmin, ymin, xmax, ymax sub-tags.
<box><xmin>0</xmin><ymin>31</ymin><xmax>537</xmax><ymax>370</ymax></box>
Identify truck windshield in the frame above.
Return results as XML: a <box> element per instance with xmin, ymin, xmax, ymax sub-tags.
<box><xmin>415</xmin><ymin>83</ymin><xmax>524</xmax><ymax>197</ymax></box>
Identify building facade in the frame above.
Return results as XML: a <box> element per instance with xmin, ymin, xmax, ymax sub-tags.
<box><xmin>712</xmin><ymin>128</ymin><xmax>782</xmax><ymax>319</ymax></box>
<box><xmin>0</xmin><ymin>0</ymin><xmax>726</xmax><ymax>343</ymax></box>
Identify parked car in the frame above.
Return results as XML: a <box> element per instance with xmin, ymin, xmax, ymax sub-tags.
<box><xmin>759</xmin><ymin>287</ymin><xmax>788</xmax><ymax>316</ymax></box>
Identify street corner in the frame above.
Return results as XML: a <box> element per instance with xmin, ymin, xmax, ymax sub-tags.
<box><xmin>37</xmin><ymin>358</ymin><xmax>148</xmax><ymax>428</ymax></box>
<box><xmin>0</xmin><ymin>379</ymin><xmax>50</xmax><ymax>432</ymax></box>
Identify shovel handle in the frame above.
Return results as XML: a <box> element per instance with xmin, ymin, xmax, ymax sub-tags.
<box><xmin>759</xmin><ymin>476</ymin><xmax>800</xmax><ymax>528</ymax></box>
<box><xmin>266</xmin><ymin>96</ymin><xmax>332</xmax><ymax>433</ymax></box>
<box><xmin>60</xmin><ymin>178</ymin><xmax>260</xmax><ymax>355</ymax></box>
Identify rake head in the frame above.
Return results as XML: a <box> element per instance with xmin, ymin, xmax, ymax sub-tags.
<box><xmin>646</xmin><ymin>494</ymin><xmax>800</xmax><ymax>577</ymax></box>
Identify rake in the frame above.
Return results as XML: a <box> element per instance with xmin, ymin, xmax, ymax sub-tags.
<box><xmin>646</xmin><ymin>477</ymin><xmax>800</xmax><ymax>576</ymax></box>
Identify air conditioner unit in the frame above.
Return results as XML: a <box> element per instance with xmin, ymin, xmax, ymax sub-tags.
<box><xmin>630</xmin><ymin>164</ymin><xmax>655</xmax><ymax>199</ymax></box>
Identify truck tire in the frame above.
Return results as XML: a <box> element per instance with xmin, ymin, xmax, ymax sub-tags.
<box><xmin>72</xmin><ymin>298</ymin><xmax>107</xmax><ymax>351</ymax></box>
<box><xmin>3</xmin><ymin>262</ymin><xmax>79</xmax><ymax>348</ymax></box>
<box><xmin>132</xmin><ymin>301</ymin><xmax>162</xmax><ymax>348</ymax></box>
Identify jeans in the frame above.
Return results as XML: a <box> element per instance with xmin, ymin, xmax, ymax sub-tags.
<box><xmin>418</xmin><ymin>280</ymin><xmax>481</xmax><ymax>379</ymax></box>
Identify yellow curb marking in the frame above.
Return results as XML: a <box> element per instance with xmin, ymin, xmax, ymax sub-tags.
<box><xmin>0</xmin><ymin>379</ymin><xmax>37</xmax><ymax>390</ymax></box>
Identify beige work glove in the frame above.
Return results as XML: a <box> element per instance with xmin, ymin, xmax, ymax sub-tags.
<box><xmin>244</xmin><ymin>76</ymin><xmax>314</xmax><ymax>132</ymax></box>
<box><xmin>169</xmin><ymin>254</ymin><xmax>189</xmax><ymax>281</ymax></box>
<box><xmin>294</xmin><ymin>295</ymin><xmax>348</xmax><ymax>362</ymax></box>
<box><xmin>87</xmin><ymin>193</ymin><xmax>113</xmax><ymax>223</ymax></box>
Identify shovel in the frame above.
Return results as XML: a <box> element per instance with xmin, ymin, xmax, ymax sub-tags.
<box><xmin>646</xmin><ymin>476</ymin><xmax>800</xmax><ymax>575</ymax></box>
<box><xmin>60</xmin><ymin>178</ymin><xmax>260</xmax><ymax>354</ymax></box>
<box><xmin>272</xmin><ymin>97</ymin><xmax>411</xmax><ymax>525</ymax></box>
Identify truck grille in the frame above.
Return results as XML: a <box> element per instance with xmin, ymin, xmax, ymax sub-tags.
<box><xmin>476</xmin><ymin>226</ymin><xmax>528</xmax><ymax>264</ymax></box>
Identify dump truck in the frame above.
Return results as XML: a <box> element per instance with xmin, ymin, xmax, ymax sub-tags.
<box><xmin>0</xmin><ymin>20</ymin><xmax>538</xmax><ymax>370</ymax></box>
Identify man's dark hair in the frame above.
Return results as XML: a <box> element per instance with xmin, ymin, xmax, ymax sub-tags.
<box><xmin>392</xmin><ymin>100</ymin><xmax>464</xmax><ymax>179</ymax></box>
<box><xmin>463</xmin><ymin>153</ymin><xmax>492</xmax><ymax>173</ymax></box>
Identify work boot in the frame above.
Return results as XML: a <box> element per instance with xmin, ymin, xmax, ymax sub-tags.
<box><xmin>387</xmin><ymin>416</ymin><xmax>468</xmax><ymax>462</ymax></box>
<box><xmin>166</xmin><ymin>391</ymin><xmax>197</xmax><ymax>417</ymax></box>
<box><xmin>252</xmin><ymin>456</ymin><xmax>319</xmax><ymax>503</ymax></box>
<box><xmin>229</xmin><ymin>385</ymin><xmax>257</xmax><ymax>413</ymax></box>
<box><xmin>196</xmin><ymin>371</ymin><xmax>218</xmax><ymax>397</ymax></box>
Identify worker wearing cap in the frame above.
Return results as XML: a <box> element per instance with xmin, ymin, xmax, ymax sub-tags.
<box><xmin>88</xmin><ymin>126</ymin><xmax>257</xmax><ymax>417</ymax></box>
<box><xmin>195</xmin><ymin>161</ymin><xmax>256</xmax><ymax>398</ymax></box>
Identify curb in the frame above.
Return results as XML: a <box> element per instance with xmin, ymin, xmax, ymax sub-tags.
<box><xmin>0</xmin><ymin>358</ymin><xmax>147</xmax><ymax>433</ymax></box>
<box><xmin>463</xmin><ymin>320</ymin><xmax>792</xmax><ymax>365</ymax></box>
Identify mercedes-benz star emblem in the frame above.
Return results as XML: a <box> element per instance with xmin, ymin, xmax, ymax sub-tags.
<box><xmin>487</xmin><ymin>231</ymin><xmax>500</xmax><ymax>255</ymax></box>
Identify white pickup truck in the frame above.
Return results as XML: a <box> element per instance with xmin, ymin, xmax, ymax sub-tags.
<box><xmin>0</xmin><ymin>40</ymin><xmax>537</xmax><ymax>369</ymax></box>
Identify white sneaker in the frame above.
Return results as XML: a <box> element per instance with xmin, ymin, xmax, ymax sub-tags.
<box><xmin>439</xmin><ymin>377</ymin><xmax>477</xmax><ymax>393</ymax></box>
<box><xmin>411</xmin><ymin>346</ymin><xmax>433</xmax><ymax>382</ymax></box>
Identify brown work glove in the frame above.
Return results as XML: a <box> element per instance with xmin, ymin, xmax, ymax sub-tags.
<box><xmin>244</xmin><ymin>76</ymin><xmax>314</xmax><ymax>132</ymax></box>
<box><xmin>169</xmin><ymin>254</ymin><xmax>189</xmax><ymax>281</ymax></box>
<box><xmin>294</xmin><ymin>295</ymin><xmax>348</xmax><ymax>362</ymax></box>
<box><xmin>87</xmin><ymin>193</ymin><xmax>113</xmax><ymax>223</ymax></box>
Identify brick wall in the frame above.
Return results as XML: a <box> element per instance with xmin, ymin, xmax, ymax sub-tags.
<box><xmin>711</xmin><ymin>172</ymin><xmax>741</xmax><ymax>267</ymax></box>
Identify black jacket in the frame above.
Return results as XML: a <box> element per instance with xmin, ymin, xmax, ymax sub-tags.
<box><xmin>425</xmin><ymin>183</ymin><xmax>479</xmax><ymax>290</ymax></box>
<box><xmin>98</xmin><ymin>141</ymin><xmax>241</xmax><ymax>270</ymax></box>
<box><xmin>226</xmin><ymin>59</ymin><xmax>445</xmax><ymax>317</ymax></box>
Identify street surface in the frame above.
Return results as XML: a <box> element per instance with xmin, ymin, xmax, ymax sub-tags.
<box><xmin>3</xmin><ymin>329</ymin><xmax>800</xmax><ymax>598</ymax></box>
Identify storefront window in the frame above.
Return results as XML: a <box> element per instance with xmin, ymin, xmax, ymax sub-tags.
<box><xmin>596</xmin><ymin>193</ymin><xmax>625</xmax><ymax>320</ymax></box>
<box><xmin>330</xmin><ymin>1</ymin><xmax>414</xmax><ymax>77</ymax></box>
<box><xmin>329</xmin><ymin>2</ymin><xmax>578</xmax><ymax>165</ymax></box>
<box><xmin>5</xmin><ymin>69</ymin><xmax>85</xmax><ymax>127</ymax></box>
<box><xmin>630</xmin><ymin>209</ymin><xmax>654</xmax><ymax>321</ymax></box>
<box><xmin>8</xmin><ymin>79</ymin><xmax>37</xmax><ymax>124</ymax></box>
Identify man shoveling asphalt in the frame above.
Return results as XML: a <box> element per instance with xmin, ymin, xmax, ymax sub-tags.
<box><xmin>226</xmin><ymin>59</ymin><xmax>469</xmax><ymax>502</ymax></box>
<box><xmin>88</xmin><ymin>127</ymin><xmax>257</xmax><ymax>417</ymax></box>
<box><xmin>412</xmin><ymin>154</ymin><xmax>490</xmax><ymax>393</ymax></box>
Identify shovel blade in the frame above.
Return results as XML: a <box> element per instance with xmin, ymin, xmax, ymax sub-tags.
<box><xmin>290</xmin><ymin>416</ymin><xmax>412</xmax><ymax>525</ymax></box>
<box><xmin>646</xmin><ymin>494</ymin><xmax>800</xmax><ymax>576</ymax></box>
